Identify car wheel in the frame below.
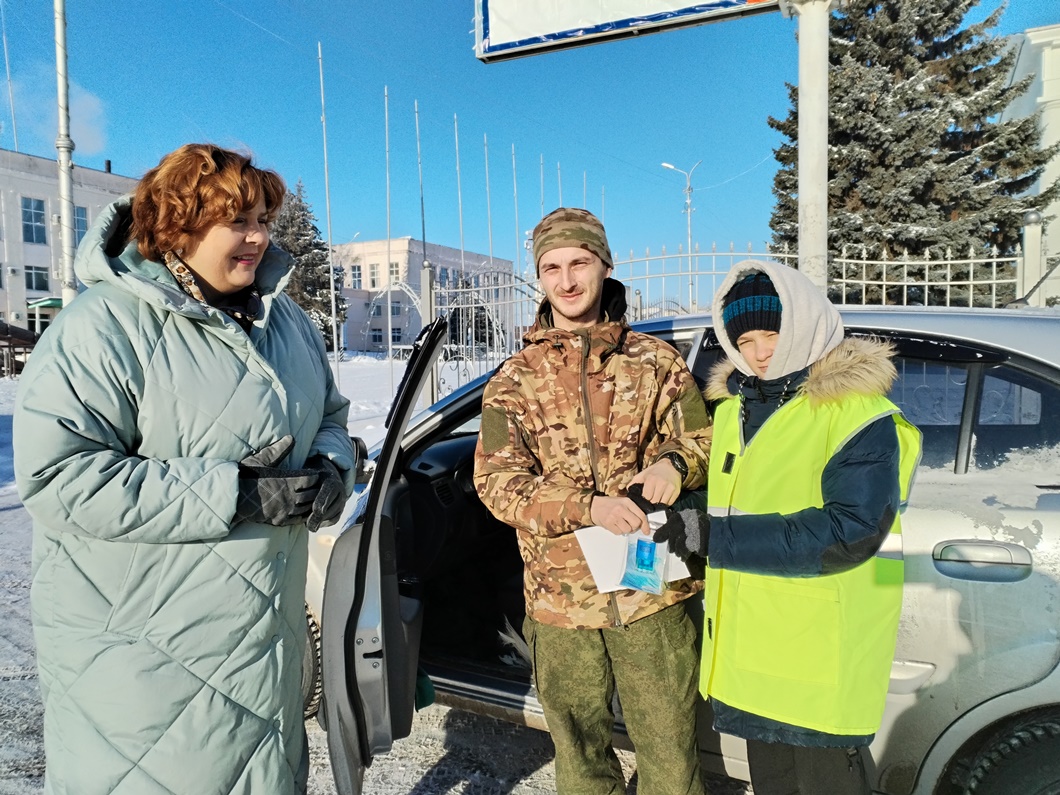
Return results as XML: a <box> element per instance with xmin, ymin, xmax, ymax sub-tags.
<box><xmin>965</xmin><ymin>717</ymin><xmax>1060</xmax><ymax>795</ymax></box>
<box><xmin>302</xmin><ymin>603</ymin><xmax>322</xmax><ymax>719</ymax></box>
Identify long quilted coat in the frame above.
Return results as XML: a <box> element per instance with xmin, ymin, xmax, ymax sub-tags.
<box><xmin>13</xmin><ymin>197</ymin><xmax>355</xmax><ymax>794</ymax></box>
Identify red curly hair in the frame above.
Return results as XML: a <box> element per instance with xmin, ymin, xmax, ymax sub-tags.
<box><xmin>129</xmin><ymin>143</ymin><xmax>287</xmax><ymax>262</ymax></box>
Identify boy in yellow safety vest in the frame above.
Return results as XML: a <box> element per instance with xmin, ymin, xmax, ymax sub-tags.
<box><xmin>653</xmin><ymin>260</ymin><xmax>921</xmax><ymax>795</ymax></box>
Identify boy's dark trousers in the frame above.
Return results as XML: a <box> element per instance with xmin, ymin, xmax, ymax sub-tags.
<box><xmin>746</xmin><ymin>739</ymin><xmax>874</xmax><ymax>795</ymax></box>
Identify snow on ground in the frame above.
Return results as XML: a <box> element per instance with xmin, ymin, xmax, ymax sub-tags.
<box><xmin>338</xmin><ymin>354</ymin><xmax>494</xmax><ymax>448</ymax></box>
<box><xmin>335</xmin><ymin>354</ymin><xmax>418</xmax><ymax>446</ymax></box>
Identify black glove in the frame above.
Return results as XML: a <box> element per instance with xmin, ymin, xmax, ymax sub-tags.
<box><xmin>625</xmin><ymin>482</ymin><xmax>665</xmax><ymax>515</ymax></box>
<box><xmin>305</xmin><ymin>457</ymin><xmax>347</xmax><ymax>533</ymax></box>
<box><xmin>236</xmin><ymin>436</ymin><xmax>322</xmax><ymax>527</ymax></box>
<box><xmin>652</xmin><ymin>508</ymin><xmax>711</xmax><ymax>562</ymax></box>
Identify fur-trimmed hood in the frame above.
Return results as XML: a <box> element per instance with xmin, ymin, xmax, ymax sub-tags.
<box><xmin>705</xmin><ymin>336</ymin><xmax>898</xmax><ymax>407</ymax></box>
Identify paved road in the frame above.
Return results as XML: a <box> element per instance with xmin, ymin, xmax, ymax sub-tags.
<box><xmin>306</xmin><ymin>705</ymin><xmax>567</xmax><ymax>795</ymax></box>
<box><xmin>0</xmin><ymin>476</ymin><xmax>747</xmax><ymax>795</ymax></box>
<box><xmin>306</xmin><ymin>704</ymin><xmax>750</xmax><ymax>795</ymax></box>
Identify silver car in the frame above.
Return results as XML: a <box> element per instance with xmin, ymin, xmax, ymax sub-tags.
<box><xmin>308</xmin><ymin>306</ymin><xmax>1060</xmax><ymax>795</ymax></box>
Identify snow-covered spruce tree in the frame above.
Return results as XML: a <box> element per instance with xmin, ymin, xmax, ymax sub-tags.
<box><xmin>270</xmin><ymin>181</ymin><xmax>348</xmax><ymax>349</ymax></box>
<box><xmin>769</xmin><ymin>1</ymin><xmax>1060</xmax><ymax>303</ymax></box>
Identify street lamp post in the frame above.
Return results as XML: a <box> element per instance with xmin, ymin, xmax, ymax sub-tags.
<box><xmin>661</xmin><ymin>160</ymin><xmax>701</xmax><ymax>310</ymax></box>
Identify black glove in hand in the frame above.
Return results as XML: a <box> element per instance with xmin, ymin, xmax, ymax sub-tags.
<box><xmin>236</xmin><ymin>436</ymin><xmax>322</xmax><ymax>527</ymax></box>
<box><xmin>652</xmin><ymin>508</ymin><xmax>711</xmax><ymax>561</ymax></box>
<box><xmin>239</xmin><ymin>435</ymin><xmax>294</xmax><ymax>469</ymax></box>
<box><xmin>305</xmin><ymin>457</ymin><xmax>346</xmax><ymax>533</ymax></box>
<box><xmin>625</xmin><ymin>483</ymin><xmax>665</xmax><ymax>515</ymax></box>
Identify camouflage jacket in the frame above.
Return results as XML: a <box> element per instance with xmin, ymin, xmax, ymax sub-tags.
<box><xmin>474</xmin><ymin>305</ymin><xmax>712</xmax><ymax>629</ymax></box>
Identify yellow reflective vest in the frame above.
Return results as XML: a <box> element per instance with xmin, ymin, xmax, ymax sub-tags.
<box><xmin>701</xmin><ymin>391</ymin><xmax>921</xmax><ymax>736</ymax></box>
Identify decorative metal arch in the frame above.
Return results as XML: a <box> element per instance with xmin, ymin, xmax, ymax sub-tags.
<box><xmin>639</xmin><ymin>298</ymin><xmax>689</xmax><ymax>319</ymax></box>
<box><xmin>360</xmin><ymin>281</ymin><xmax>424</xmax><ymax>347</ymax></box>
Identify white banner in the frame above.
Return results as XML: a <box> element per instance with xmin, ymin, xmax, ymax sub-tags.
<box><xmin>475</xmin><ymin>0</ymin><xmax>780</xmax><ymax>61</ymax></box>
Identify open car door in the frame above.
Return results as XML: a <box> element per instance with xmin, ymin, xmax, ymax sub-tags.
<box><xmin>320</xmin><ymin>317</ymin><xmax>449</xmax><ymax>795</ymax></box>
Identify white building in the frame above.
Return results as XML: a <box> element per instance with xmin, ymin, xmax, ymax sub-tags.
<box><xmin>333</xmin><ymin>236</ymin><xmax>515</xmax><ymax>353</ymax></box>
<box><xmin>1003</xmin><ymin>22</ymin><xmax>1060</xmax><ymax>302</ymax></box>
<box><xmin>0</xmin><ymin>149</ymin><xmax>136</xmax><ymax>333</ymax></box>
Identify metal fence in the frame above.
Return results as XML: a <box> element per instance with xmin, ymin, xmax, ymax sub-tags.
<box><xmin>429</xmin><ymin>269</ymin><xmax>541</xmax><ymax>396</ymax></box>
<box><xmin>820</xmin><ymin>245</ymin><xmax>1021</xmax><ymax>308</ymax></box>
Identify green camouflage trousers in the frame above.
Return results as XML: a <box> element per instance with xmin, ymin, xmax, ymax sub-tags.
<box><xmin>524</xmin><ymin>603</ymin><xmax>704</xmax><ymax>795</ymax></box>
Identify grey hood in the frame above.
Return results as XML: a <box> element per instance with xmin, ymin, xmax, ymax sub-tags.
<box><xmin>711</xmin><ymin>259</ymin><xmax>843</xmax><ymax>379</ymax></box>
<box><xmin>75</xmin><ymin>196</ymin><xmax>296</xmax><ymax>319</ymax></box>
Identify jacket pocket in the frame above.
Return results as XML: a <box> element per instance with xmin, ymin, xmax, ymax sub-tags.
<box><xmin>103</xmin><ymin>543</ymin><xmax>161</xmax><ymax>637</ymax></box>
<box><xmin>733</xmin><ymin>577</ymin><xmax>840</xmax><ymax>686</ymax></box>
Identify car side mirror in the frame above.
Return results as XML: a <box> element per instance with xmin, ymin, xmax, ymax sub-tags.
<box><xmin>350</xmin><ymin>436</ymin><xmax>369</xmax><ymax>484</ymax></box>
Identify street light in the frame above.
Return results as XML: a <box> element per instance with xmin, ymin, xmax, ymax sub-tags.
<box><xmin>661</xmin><ymin>160</ymin><xmax>702</xmax><ymax>309</ymax></box>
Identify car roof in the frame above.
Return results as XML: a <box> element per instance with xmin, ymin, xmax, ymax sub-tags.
<box><xmin>632</xmin><ymin>306</ymin><xmax>1060</xmax><ymax>369</ymax></box>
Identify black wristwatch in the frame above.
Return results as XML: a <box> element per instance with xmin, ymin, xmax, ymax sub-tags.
<box><xmin>657</xmin><ymin>451</ymin><xmax>689</xmax><ymax>482</ymax></box>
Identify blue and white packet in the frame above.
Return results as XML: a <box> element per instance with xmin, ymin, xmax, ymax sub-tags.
<box><xmin>619</xmin><ymin>534</ymin><xmax>666</xmax><ymax>594</ymax></box>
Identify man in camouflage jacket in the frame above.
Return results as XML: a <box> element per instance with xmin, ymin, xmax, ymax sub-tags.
<box><xmin>474</xmin><ymin>207</ymin><xmax>712</xmax><ymax>795</ymax></box>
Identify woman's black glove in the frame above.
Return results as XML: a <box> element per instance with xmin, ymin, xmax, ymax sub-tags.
<box><xmin>236</xmin><ymin>436</ymin><xmax>322</xmax><ymax>527</ymax></box>
<box><xmin>652</xmin><ymin>509</ymin><xmax>711</xmax><ymax>561</ymax></box>
<box><xmin>305</xmin><ymin>457</ymin><xmax>346</xmax><ymax>533</ymax></box>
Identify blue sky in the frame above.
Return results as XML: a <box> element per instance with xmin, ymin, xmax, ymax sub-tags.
<box><xmin>1</xmin><ymin>1</ymin><xmax>1055</xmax><ymax>272</ymax></box>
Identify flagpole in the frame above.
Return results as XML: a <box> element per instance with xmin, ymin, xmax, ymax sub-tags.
<box><xmin>385</xmin><ymin>86</ymin><xmax>393</xmax><ymax>393</ymax></box>
<box><xmin>317</xmin><ymin>42</ymin><xmax>341</xmax><ymax>390</ymax></box>
<box><xmin>484</xmin><ymin>133</ymin><xmax>494</xmax><ymax>270</ymax></box>
<box><xmin>454</xmin><ymin>114</ymin><xmax>465</xmax><ymax>281</ymax></box>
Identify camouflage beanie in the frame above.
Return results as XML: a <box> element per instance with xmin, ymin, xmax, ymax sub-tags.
<box><xmin>532</xmin><ymin>207</ymin><xmax>613</xmax><ymax>274</ymax></box>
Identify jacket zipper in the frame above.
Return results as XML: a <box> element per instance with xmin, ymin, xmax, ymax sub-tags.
<box><xmin>578</xmin><ymin>332</ymin><xmax>623</xmax><ymax>628</ymax></box>
<box><xmin>580</xmin><ymin>334</ymin><xmax>603</xmax><ymax>490</ymax></box>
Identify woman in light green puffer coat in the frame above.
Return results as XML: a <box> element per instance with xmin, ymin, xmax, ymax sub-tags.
<box><xmin>13</xmin><ymin>144</ymin><xmax>355</xmax><ymax>795</ymax></box>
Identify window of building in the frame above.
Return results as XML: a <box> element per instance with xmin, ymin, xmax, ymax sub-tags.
<box><xmin>369</xmin><ymin>263</ymin><xmax>379</xmax><ymax>289</ymax></box>
<box><xmin>391</xmin><ymin>328</ymin><xmax>402</xmax><ymax>343</ymax></box>
<box><xmin>28</xmin><ymin>311</ymin><xmax>51</xmax><ymax>334</ymax></box>
<box><xmin>391</xmin><ymin>302</ymin><xmax>401</xmax><ymax>317</ymax></box>
<box><xmin>75</xmin><ymin>206</ymin><xmax>89</xmax><ymax>245</ymax></box>
<box><xmin>370</xmin><ymin>328</ymin><xmax>383</xmax><ymax>344</ymax></box>
<box><xmin>439</xmin><ymin>267</ymin><xmax>448</xmax><ymax>287</ymax></box>
<box><xmin>350</xmin><ymin>264</ymin><xmax>362</xmax><ymax>290</ymax></box>
<box><xmin>21</xmin><ymin>197</ymin><xmax>47</xmax><ymax>244</ymax></box>
<box><xmin>25</xmin><ymin>265</ymin><xmax>49</xmax><ymax>292</ymax></box>
<box><xmin>389</xmin><ymin>261</ymin><xmax>401</xmax><ymax>282</ymax></box>
<box><xmin>371</xmin><ymin>303</ymin><xmax>382</xmax><ymax>317</ymax></box>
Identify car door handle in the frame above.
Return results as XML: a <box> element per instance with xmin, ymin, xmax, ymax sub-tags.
<box><xmin>932</xmin><ymin>540</ymin><xmax>1033</xmax><ymax>583</ymax></box>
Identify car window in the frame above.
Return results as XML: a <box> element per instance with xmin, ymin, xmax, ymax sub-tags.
<box><xmin>672</xmin><ymin>338</ymin><xmax>695</xmax><ymax>363</ymax></box>
<box><xmin>890</xmin><ymin>360</ymin><xmax>966</xmax><ymax>471</ymax></box>
<box><xmin>890</xmin><ymin>356</ymin><xmax>1060</xmax><ymax>473</ymax></box>
<box><xmin>681</xmin><ymin>323</ymin><xmax>1060</xmax><ymax>478</ymax></box>
<box><xmin>974</xmin><ymin>366</ymin><xmax>1060</xmax><ymax>471</ymax></box>
<box><xmin>449</xmin><ymin>416</ymin><xmax>481</xmax><ymax>435</ymax></box>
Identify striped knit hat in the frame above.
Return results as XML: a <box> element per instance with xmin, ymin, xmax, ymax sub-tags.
<box><xmin>722</xmin><ymin>271</ymin><xmax>782</xmax><ymax>345</ymax></box>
